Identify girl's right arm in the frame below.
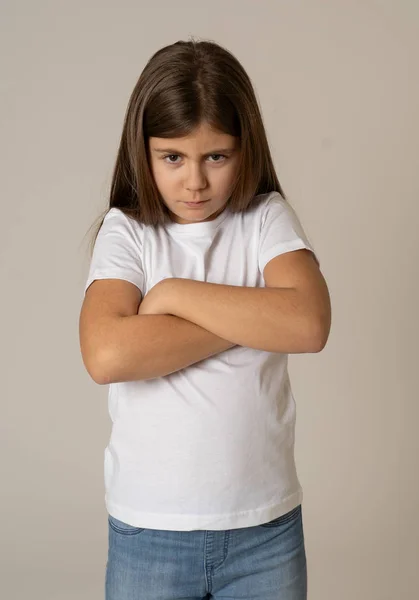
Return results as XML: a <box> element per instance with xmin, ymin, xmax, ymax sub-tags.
<box><xmin>79</xmin><ymin>279</ymin><xmax>235</xmax><ymax>385</ymax></box>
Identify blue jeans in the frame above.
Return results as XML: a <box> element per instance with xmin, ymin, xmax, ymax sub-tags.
<box><xmin>105</xmin><ymin>504</ymin><xmax>307</xmax><ymax>599</ymax></box>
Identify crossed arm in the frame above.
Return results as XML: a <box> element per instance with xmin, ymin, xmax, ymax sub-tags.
<box><xmin>98</xmin><ymin>249</ymin><xmax>330</xmax><ymax>384</ymax></box>
<box><xmin>138</xmin><ymin>249</ymin><xmax>331</xmax><ymax>354</ymax></box>
<box><xmin>138</xmin><ymin>279</ymin><xmax>322</xmax><ymax>354</ymax></box>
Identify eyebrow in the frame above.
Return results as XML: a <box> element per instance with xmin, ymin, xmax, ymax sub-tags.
<box><xmin>152</xmin><ymin>147</ymin><xmax>235</xmax><ymax>157</ymax></box>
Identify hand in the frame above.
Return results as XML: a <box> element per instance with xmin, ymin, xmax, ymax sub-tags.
<box><xmin>137</xmin><ymin>278</ymin><xmax>174</xmax><ymax>316</ymax></box>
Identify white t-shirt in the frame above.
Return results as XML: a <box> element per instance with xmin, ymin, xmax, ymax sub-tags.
<box><xmin>84</xmin><ymin>191</ymin><xmax>319</xmax><ymax>531</ymax></box>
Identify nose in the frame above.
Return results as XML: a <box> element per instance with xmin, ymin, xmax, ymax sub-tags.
<box><xmin>185</xmin><ymin>162</ymin><xmax>208</xmax><ymax>191</ymax></box>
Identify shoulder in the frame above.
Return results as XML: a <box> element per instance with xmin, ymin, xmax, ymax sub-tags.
<box><xmin>100</xmin><ymin>207</ymin><xmax>146</xmax><ymax>237</ymax></box>
<box><xmin>260</xmin><ymin>191</ymin><xmax>287</xmax><ymax>210</ymax></box>
<box><xmin>249</xmin><ymin>191</ymin><xmax>289</xmax><ymax>226</ymax></box>
<box><xmin>104</xmin><ymin>207</ymin><xmax>139</xmax><ymax>226</ymax></box>
<box><xmin>253</xmin><ymin>191</ymin><xmax>286</xmax><ymax>212</ymax></box>
<box><xmin>91</xmin><ymin>208</ymin><xmax>147</xmax><ymax>256</ymax></box>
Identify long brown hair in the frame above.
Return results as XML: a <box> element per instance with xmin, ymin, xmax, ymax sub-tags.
<box><xmin>85</xmin><ymin>37</ymin><xmax>286</xmax><ymax>257</ymax></box>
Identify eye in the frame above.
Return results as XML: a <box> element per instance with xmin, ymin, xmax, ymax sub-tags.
<box><xmin>162</xmin><ymin>154</ymin><xmax>228</xmax><ymax>164</ymax></box>
<box><xmin>208</xmin><ymin>154</ymin><xmax>227</xmax><ymax>162</ymax></box>
<box><xmin>163</xmin><ymin>154</ymin><xmax>181</xmax><ymax>164</ymax></box>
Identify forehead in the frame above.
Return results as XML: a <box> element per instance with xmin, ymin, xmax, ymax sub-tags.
<box><xmin>149</xmin><ymin>123</ymin><xmax>238</xmax><ymax>156</ymax></box>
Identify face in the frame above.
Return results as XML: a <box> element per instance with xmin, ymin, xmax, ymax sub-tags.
<box><xmin>148</xmin><ymin>121</ymin><xmax>241</xmax><ymax>224</ymax></box>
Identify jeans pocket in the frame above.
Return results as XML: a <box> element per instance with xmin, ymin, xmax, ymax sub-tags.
<box><xmin>259</xmin><ymin>504</ymin><xmax>302</xmax><ymax>528</ymax></box>
<box><xmin>108</xmin><ymin>514</ymin><xmax>145</xmax><ymax>536</ymax></box>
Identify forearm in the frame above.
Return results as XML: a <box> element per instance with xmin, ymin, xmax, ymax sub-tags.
<box><xmin>164</xmin><ymin>280</ymin><xmax>322</xmax><ymax>354</ymax></box>
<box><xmin>97</xmin><ymin>314</ymin><xmax>235</xmax><ymax>384</ymax></box>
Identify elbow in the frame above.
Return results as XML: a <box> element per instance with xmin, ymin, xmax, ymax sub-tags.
<box><xmin>94</xmin><ymin>349</ymin><xmax>117</xmax><ymax>385</ymax></box>
<box><xmin>83</xmin><ymin>349</ymin><xmax>115</xmax><ymax>385</ymax></box>
<box><xmin>92</xmin><ymin>370</ymin><xmax>113</xmax><ymax>386</ymax></box>
<box><xmin>306</xmin><ymin>284</ymin><xmax>332</xmax><ymax>353</ymax></box>
<box><xmin>308</xmin><ymin>314</ymin><xmax>331</xmax><ymax>353</ymax></box>
<box><xmin>309</xmin><ymin>334</ymin><xmax>327</xmax><ymax>354</ymax></box>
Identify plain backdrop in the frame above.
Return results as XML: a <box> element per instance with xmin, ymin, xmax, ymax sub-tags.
<box><xmin>1</xmin><ymin>1</ymin><xmax>418</xmax><ymax>599</ymax></box>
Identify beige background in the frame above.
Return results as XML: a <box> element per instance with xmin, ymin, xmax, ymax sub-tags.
<box><xmin>1</xmin><ymin>1</ymin><xmax>418</xmax><ymax>599</ymax></box>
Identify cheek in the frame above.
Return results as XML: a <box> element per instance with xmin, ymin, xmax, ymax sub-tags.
<box><xmin>152</xmin><ymin>165</ymin><xmax>174</xmax><ymax>191</ymax></box>
<box><xmin>218</xmin><ymin>165</ymin><xmax>238</xmax><ymax>188</ymax></box>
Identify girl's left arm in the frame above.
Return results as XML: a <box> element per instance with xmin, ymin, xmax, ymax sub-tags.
<box><xmin>150</xmin><ymin>249</ymin><xmax>331</xmax><ymax>354</ymax></box>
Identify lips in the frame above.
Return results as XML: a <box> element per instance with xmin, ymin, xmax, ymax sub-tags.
<box><xmin>183</xmin><ymin>199</ymin><xmax>210</xmax><ymax>207</ymax></box>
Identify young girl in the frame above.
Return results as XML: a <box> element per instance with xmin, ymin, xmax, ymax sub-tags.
<box><xmin>80</xmin><ymin>38</ymin><xmax>331</xmax><ymax>600</ymax></box>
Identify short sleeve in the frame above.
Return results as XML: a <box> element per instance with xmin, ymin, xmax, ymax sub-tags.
<box><xmin>258</xmin><ymin>193</ymin><xmax>320</xmax><ymax>273</ymax></box>
<box><xmin>84</xmin><ymin>208</ymin><xmax>145</xmax><ymax>296</ymax></box>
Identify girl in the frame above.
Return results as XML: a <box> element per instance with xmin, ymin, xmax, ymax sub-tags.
<box><xmin>80</xmin><ymin>38</ymin><xmax>331</xmax><ymax>600</ymax></box>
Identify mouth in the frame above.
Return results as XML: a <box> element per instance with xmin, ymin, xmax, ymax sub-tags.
<box><xmin>183</xmin><ymin>199</ymin><xmax>210</xmax><ymax>207</ymax></box>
